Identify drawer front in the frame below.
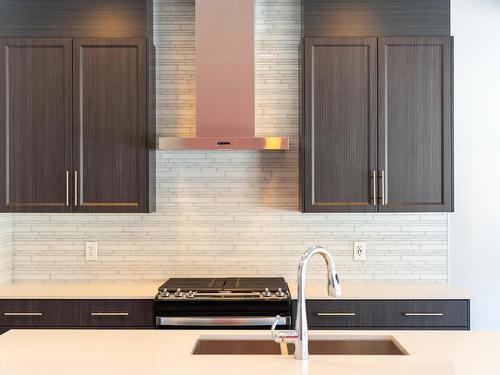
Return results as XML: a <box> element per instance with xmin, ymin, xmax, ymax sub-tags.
<box><xmin>0</xmin><ymin>300</ymin><xmax>80</xmax><ymax>328</ymax></box>
<box><xmin>79</xmin><ymin>300</ymin><xmax>154</xmax><ymax>328</ymax></box>
<box><xmin>380</xmin><ymin>300</ymin><xmax>469</xmax><ymax>329</ymax></box>
<box><xmin>304</xmin><ymin>300</ymin><xmax>369</xmax><ymax>328</ymax></box>
<box><xmin>293</xmin><ymin>299</ymin><xmax>469</xmax><ymax>330</ymax></box>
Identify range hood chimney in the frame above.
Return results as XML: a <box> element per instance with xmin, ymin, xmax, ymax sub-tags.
<box><xmin>158</xmin><ymin>0</ymin><xmax>289</xmax><ymax>150</ymax></box>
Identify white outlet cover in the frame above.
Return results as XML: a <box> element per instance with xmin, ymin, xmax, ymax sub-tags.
<box><xmin>353</xmin><ymin>241</ymin><xmax>366</xmax><ymax>261</ymax></box>
<box><xmin>85</xmin><ymin>242</ymin><xmax>98</xmax><ymax>261</ymax></box>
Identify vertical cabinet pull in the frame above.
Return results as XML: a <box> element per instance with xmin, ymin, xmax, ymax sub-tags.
<box><xmin>65</xmin><ymin>171</ymin><xmax>70</xmax><ymax>206</ymax></box>
<box><xmin>372</xmin><ymin>170</ymin><xmax>378</xmax><ymax>206</ymax></box>
<box><xmin>74</xmin><ymin>171</ymin><xmax>78</xmax><ymax>206</ymax></box>
<box><xmin>380</xmin><ymin>170</ymin><xmax>387</xmax><ymax>206</ymax></box>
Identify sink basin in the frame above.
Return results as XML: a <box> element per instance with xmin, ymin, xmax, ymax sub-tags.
<box><xmin>193</xmin><ymin>336</ymin><xmax>408</xmax><ymax>355</ymax></box>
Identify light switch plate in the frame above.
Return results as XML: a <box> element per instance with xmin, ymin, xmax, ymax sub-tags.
<box><xmin>353</xmin><ymin>241</ymin><xmax>366</xmax><ymax>261</ymax></box>
<box><xmin>85</xmin><ymin>242</ymin><xmax>98</xmax><ymax>261</ymax></box>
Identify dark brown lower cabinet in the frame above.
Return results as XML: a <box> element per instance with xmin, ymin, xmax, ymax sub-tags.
<box><xmin>292</xmin><ymin>299</ymin><xmax>470</xmax><ymax>330</ymax></box>
<box><xmin>0</xmin><ymin>299</ymin><xmax>154</xmax><ymax>330</ymax></box>
<box><xmin>79</xmin><ymin>299</ymin><xmax>154</xmax><ymax>328</ymax></box>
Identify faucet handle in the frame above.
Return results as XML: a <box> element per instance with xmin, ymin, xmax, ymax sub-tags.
<box><xmin>271</xmin><ymin>315</ymin><xmax>298</xmax><ymax>343</ymax></box>
<box><xmin>273</xmin><ymin>330</ymin><xmax>299</xmax><ymax>343</ymax></box>
<box><xmin>270</xmin><ymin>315</ymin><xmax>282</xmax><ymax>333</ymax></box>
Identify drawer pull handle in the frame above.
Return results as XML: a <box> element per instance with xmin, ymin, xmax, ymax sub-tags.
<box><xmin>403</xmin><ymin>313</ymin><xmax>444</xmax><ymax>317</ymax></box>
<box><xmin>317</xmin><ymin>312</ymin><xmax>356</xmax><ymax>317</ymax></box>
<box><xmin>91</xmin><ymin>312</ymin><xmax>129</xmax><ymax>317</ymax></box>
<box><xmin>4</xmin><ymin>312</ymin><xmax>43</xmax><ymax>317</ymax></box>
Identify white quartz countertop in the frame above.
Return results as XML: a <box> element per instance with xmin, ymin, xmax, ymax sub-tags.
<box><xmin>0</xmin><ymin>329</ymin><xmax>497</xmax><ymax>375</ymax></box>
<box><xmin>287</xmin><ymin>282</ymin><xmax>470</xmax><ymax>300</ymax></box>
<box><xmin>0</xmin><ymin>281</ymin><xmax>162</xmax><ymax>299</ymax></box>
<box><xmin>0</xmin><ymin>281</ymin><xmax>469</xmax><ymax>300</ymax></box>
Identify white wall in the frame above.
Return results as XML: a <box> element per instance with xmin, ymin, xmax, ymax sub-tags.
<box><xmin>451</xmin><ymin>0</ymin><xmax>500</xmax><ymax>330</ymax></box>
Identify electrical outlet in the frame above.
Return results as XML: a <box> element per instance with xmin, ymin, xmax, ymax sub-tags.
<box><xmin>353</xmin><ymin>241</ymin><xmax>366</xmax><ymax>261</ymax></box>
<box><xmin>85</xmin><ymin>242</ymin><xmax>98</xmax><ymax>261</ymax></box>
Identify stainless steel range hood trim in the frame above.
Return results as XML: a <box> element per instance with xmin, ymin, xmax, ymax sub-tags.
<box><xmin>158</xmin><ymin>136</ymin><xmax>289</xmax><ymax>150</ymax></box>
<box><xmin>157</xmin><ymin>0</ymin><xmax>289</xmax><ymax>151</ymax></box>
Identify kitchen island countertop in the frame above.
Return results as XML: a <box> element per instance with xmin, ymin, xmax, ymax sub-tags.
<box><xmin>0</xmin><ymin>329</ymin><xmax>497</xmax><ymax>375</ymax></box>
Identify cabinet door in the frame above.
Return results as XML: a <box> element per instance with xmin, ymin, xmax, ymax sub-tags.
<box><xmin>73</xmin><ymin>38</ymin><xmax>148</xmax><ymax>213</ymax></box>
<box><xmin>0</xmin><ymin>38</ymin><xmax>73</xmax><ymax>212</ymax></box>
<box><xmin>303</xmin><ymin>38</ymin><xmax>378</xmax><ymax>212</ymax></box>
<box><xmin>378</xmin><ymin>37</ymin><xmax>453</xmax><ymax>212</ymax></box>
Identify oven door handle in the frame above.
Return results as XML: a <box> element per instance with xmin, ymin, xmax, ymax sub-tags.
<box><xmin>156</xmin><ymin>316</ymin><xmax>290</xmax><ymax>327</ymax></box>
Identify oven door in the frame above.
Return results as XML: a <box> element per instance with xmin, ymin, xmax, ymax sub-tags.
<box><xmin>156</xmin><ymin>315</ymin><xmax>290</xmax><ymax>329</ymax></box>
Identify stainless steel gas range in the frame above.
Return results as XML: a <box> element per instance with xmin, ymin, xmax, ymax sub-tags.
<box><xmin>154</xmin><ymin>277</ymin><xmax>291</xmax><ymax>329</ymax></box>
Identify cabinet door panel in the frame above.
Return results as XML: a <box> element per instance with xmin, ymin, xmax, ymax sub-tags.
<box><xmin>0</xmin><ymin>38</ymin><xmax>72</xmax><ymax>212</ymax></box>
<box><xmin>73</xmin><ymin>38</ymin><xmax>147</xmax><ymax>213</ymax></box>
<box><xmin>303</xmin><ymin>38</ymin><xmax>377</xmax><ymax>212</ymax></box>
<box><xmin>378</xmin><ymin>37</ymin><xmax>453</xmax><ymax>212</ymax></box>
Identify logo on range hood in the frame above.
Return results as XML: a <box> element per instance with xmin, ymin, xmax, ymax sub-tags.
<box><xmin>158</xmin><ymin>0</ymin><xmax>289</xmax><ymax>151</ymax></box>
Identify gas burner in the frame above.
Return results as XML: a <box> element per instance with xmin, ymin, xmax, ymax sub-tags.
<box><xmin>155</xmin><ymin>277</ymin><xmax>290</xmax><ymax>300</ymax></box>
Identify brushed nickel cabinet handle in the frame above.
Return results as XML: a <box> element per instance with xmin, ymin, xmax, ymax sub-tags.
<box><xmin>403</xmin><ymin>313</ymin><xmax>444</xmax><ymax>317</ymax></box>
<box><xmin>381</xmin><ymin>170</ymin><xmax>387</xmax><ymax>206</ymax></box>
<box><xmin>91</xmin><ymin>312</ymin><xmax>129</xmax><ymax>317</ymax></box>
<box><xmin>372</xmin><ymin>170</ymin><xmax>378</xmax><ymax>206</ymax></box>
<box><xmin>317</xmin><ymin>312</ymin><xmax>356</xmax><ymax>317</ymax></box>
<box><xmin>74</xmin><ymin>171</ymin><xmax>78</xmax><ymax>206</ymax></box>
<box><xmin>65</xmin><ymin>171</ymin><xmax>70</xmax><ymax>206</ymax></box>
<box><xmin>4</xmin><ymin>312</ymin><xmax>43</xmax><ymax>317</ymax></box>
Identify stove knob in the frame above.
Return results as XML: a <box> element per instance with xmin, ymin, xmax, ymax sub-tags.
<box><xmin>262</xmin><ymin>288</ymin><xmax>272</xmax><ymax>298</ymax></box>
<box><xmin>186</xmin><ymin>291</ymin><xmax>195</xmax><ymax>299</ymax></box>
<box><xmin>161</xmin><ymin>290</ymin><xmax>170</xmax><ymax>298</ymax></box>
<box><xmin>276</xmin><ymin>288</ymin><xmax>285</xmax><ymax>298</ymax></box>
<box><xmin>174</xmin><ymin>288</ymin><xmax>183</xmax><ymax>298</ymax></box>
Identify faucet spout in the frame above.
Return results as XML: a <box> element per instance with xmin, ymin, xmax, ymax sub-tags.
<box><xmin>271</xmin><ymin>246</ymin><xmax>342</xmax><ymax>360</ymax></box>
<box><xmin>296</xmin><ymin>246</ymin><xmax>341</xmax><ymax>360</ymax></box>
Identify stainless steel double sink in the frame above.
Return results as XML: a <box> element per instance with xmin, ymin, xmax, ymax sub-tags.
<box><xmin>193</xmin><ymin>336</ymin><xmax>408</xmax><ymax>356</ymax></box>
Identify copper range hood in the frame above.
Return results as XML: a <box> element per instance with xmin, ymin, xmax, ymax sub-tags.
<box><xmin>158</xmin><ymin>0</ymin><xmax>289</xmax><ymax>150</ymax></box>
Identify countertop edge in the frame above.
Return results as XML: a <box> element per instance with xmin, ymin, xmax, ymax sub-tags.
<box><xmin>0</xmin><ymin>281</ymin><xmax>470</xmax><ymax>300</ymax></box>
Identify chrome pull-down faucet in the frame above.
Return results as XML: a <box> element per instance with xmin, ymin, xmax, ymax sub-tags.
<box><xmin>271</xmin><ymin>246</ymin><xmax>342</xmax><ymax>360</ymax></box>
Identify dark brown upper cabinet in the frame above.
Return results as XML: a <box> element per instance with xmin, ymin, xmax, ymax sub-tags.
<box><xmin>0</xmin><ymin>38</ymin><xmax>154</xmax><ymax>213</ymax></box>
<box><xmin>303</xmin><ymin>38</ymin><xmax>378</xmax><ymax>212</ymax></box>
<box><xmin>378</xmin><ymin>37</ymin><xmax>453</xmax><ymax>212</ymax></box>
<box><xmin>73</xmin><ymin>39</ymin><xmax>148</xmax><ymax>213</ymax></box>
<box><xmin>304</xmin><ymin>0</ymin><xmax>451</xmax><ymax>38</ymax></box>
<box><xmin>302</xmin><ymin>36</ymin><xmax>453</xmax><ymax>213</ymax></box>
<box><xmin>0</xmin><ymin>38</ymin><xmax>73</xmax><ymax>213</ymax></box>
